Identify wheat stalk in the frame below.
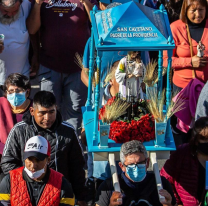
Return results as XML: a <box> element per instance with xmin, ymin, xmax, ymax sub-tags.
<box><xmin>146</xmin><ymin>88</ymin><xmax>166</xmax><ymax>123</ymax></box>
<box><xmin>104</xmin><ymin>70</ymin><xmax>114</xmax><ymax>85</ymax></box>
<box><xmin>74</xmin><ymin>52</ymin><xmax>84</xmax><ymax>70</ymax></box>
<box><xmin>144</xmin><ymin>59</ymin><xmax>168</xmax><ymax>87</ymax></box>
<box><xmin>146</xmin><ymin>88</ymin><xmax>185</xmax><ymax>123</ymax></box>
<box><xmin>153</xmin><ymin>67</ymin><xmax>167</xmax><ymax>84</ymax></box>
<box><xmin>144</xmin><ymin>60</ymin><xmax>158</xmax><ymax>87</ymax></box>
<box><xmin>104</xmin><ymin>61</ymin><xmax>117</xmax><ymax>85</ymax></box>
<box><xmin>166</xmin><ymin>92</ymin><xmax>186</xmax><ymax>119</ymax></box>
<box><xmin>100</xmin><ymin>99</ymin><xmax>131</xmax><ymax>124</ymax></box>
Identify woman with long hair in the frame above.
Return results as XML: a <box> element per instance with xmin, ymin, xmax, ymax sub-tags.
<box><xmin>161</xmin><ymin>117</ymin><xmax>208</xmax><ymax>205</ymax></box>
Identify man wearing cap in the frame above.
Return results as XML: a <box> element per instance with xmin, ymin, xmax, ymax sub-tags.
<box><xmin>0</xmin><ymin>136</ymin><xmax>75</xmax><ymax>206</ymax></box>
<box><xmin>1</xmin><ymin>91</ymin><xmax>86</xmax><ymax>205</ymax></box>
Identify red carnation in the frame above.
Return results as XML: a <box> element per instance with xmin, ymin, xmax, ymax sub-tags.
<box><xmin>109</xmin><ymin>114</ymin><xmax>155</xmax><ymax>143</ymax></box>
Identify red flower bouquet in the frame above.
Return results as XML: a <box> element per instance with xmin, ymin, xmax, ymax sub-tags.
<box><xmin>109</xmin><ymin>114</ymin><xmax>155</xmax><ymax>143</ymax></box>
<box><xmin>99</xmin><ymin>96</ymin><xmax>155</xmax><ymax>143</ymax></box>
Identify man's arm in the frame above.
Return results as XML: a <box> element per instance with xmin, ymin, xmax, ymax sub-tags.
<box><xmin>1</xmin><ymin>128</ymin><xmax>22</xmax><ymax>174</ymax></box>
<box><xmin>26</xmin><ymin>0</ymin><xmax>44</xmax><ymax>34</ymax></box>
<box><xmin>29</xmin><ymin>32</ymin><xmax>40</xmax><ymax>74</ymax></box>
<box><xmin>60</xmin><ymin>177</ymin><xmax>75</xmax><ymax>206</ymax></box>
<box><xmin>0</xmin><ymin>174</ymin><xmax>11</xmax><ymax>206</ymax></box>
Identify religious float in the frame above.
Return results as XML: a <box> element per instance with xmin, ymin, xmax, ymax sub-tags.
<box><xmin>82</xmin><ymin>0</ymin><xmax>177</xmax><ymax>201</ymax></box>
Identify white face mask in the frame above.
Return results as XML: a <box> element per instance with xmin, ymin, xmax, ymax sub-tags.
<box><xmin>24</xmin><ymin>164</ymin><xmax>46</xmax><ymax>179</ymax></box>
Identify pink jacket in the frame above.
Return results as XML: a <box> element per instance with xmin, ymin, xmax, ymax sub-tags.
<box><xmin>160</xmin><ymin>144</ymin><xmax>200</xmax><ymax>205</ymax></box>
<box><xmin>173</xmin><ymin>78</ymin><xmax>204</xmax><ymax>133</ymax></box>
<box><xmin>0</xmin><ymin>97</ymin><xmax>14</xmax><ymax>154</ymax></box>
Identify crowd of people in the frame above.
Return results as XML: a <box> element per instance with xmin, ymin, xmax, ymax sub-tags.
<box><xmin>0</xmin><ymin>0</ymin><xmax>208</xmax><ymax>204</ymax></box>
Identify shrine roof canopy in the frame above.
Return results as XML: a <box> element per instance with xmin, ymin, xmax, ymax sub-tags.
<box><xmin>91</xmin><ymin>1</ymin><xmax>175</xmax><ymax>51</ymax></box>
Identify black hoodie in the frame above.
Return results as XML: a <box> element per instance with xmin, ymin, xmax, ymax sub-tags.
<box><xmin>0</xmin><ymin>110</ymin><xmax>86</xmax><ymax>201</ymax></box>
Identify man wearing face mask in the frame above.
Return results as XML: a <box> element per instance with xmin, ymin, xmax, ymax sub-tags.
<box><xmin>95</xmin><ymin>140</ymin><xmax>177</xmax><ymax>206</ymax></box>
<box><xmin>1</xmin><ymin>91</ymin><xmax>86</xmax><ymax>205</ymax></box>
<box><xmin>0</xmin><ymin>135</ymin><xmax>75</xmax><ymax>206</ymax></box>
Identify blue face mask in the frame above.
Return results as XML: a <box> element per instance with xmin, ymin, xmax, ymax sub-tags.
<box><xmin>7</xmin><ymin>92</ymin><xmax>26</xmax><ymax>107</ymax></box>
<box><xmin>126</xmin><ymin>164</ymin><xmax>146</xmax><ymax>182</ymax></box>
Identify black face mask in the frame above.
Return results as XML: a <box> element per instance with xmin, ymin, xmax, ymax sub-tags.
<box><xmin>198</xmin><ymin>143</ymin><xmax>208</xmax><ymax>155</ymax></box>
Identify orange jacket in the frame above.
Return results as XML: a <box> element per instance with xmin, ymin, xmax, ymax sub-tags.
<box><xmin>10</xmin><ymin>167</ymin><xmax>63</xmax><ymax>206</ymax></box>
<box><xmin>163</xmin><ymin>19</ymin><xmax>208</xmax><ymax>88</ymax></box>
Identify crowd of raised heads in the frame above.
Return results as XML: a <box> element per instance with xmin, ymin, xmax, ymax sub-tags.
<box><xmin>0</xmin><ymin>0</ymin><xmax>208</xmax><ymax>205</ymax></box>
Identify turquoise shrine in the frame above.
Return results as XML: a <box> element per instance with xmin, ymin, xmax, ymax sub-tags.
<box><xmin>82</xmin><ymin>0</ymin><xmax>176</xmax><ymax>153</ymax></box>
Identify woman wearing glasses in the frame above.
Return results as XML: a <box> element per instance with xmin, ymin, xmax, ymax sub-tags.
<box><xmin>0</xmin><ymin>73</ymin><xmax>31</xmax><ymax>156</ymax></box>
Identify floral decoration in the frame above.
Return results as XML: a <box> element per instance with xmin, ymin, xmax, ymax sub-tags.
<box><xmin>99</xmin><ymin>96</ymin><xmax>155</xmax><ymax>143</ymax></box>
<box><xmin>109</xmin><ymin>114</ymin><xmax>155</xmax><ymax>143</ymax></box>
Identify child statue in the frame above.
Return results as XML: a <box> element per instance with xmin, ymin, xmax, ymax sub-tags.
<box><xmin>197</xmin><ymin>41</ymin><xmax>205</xmax><ymax>57</ymax></box>
<box><xmin>115</xmin><ymin>51</ymin><xmax>146</xmax><ymax>100</ymax></box>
